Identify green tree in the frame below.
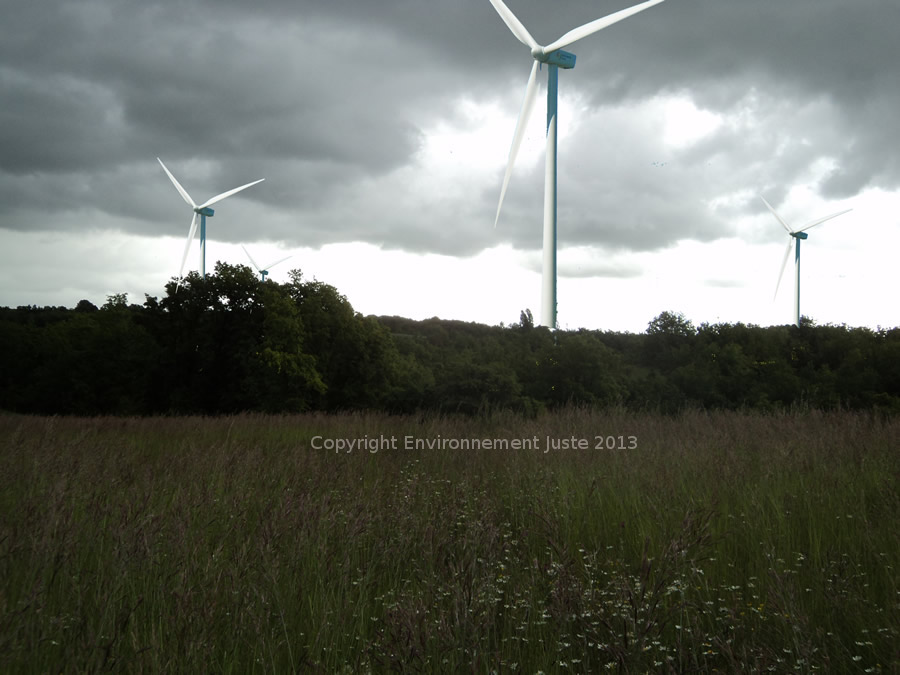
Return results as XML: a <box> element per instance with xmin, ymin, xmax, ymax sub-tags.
<box><xmin>644</xmin><ymin>311</ymin><xmax>696</xmax><ymax>373</ymax></box>
<box><xmin>529</xmin><ymin>331</ymin><xmax>625</xmax><ymax>408</ymax></box>
<box><xmin>156</xmin><ymin>263</ymin><xmax>325</xmax><ymax>413</ymax></box>
<box><xmin>434</xmin><ymin>359</ymin><xmax>523</xmax><ymax>415</ymax></box>
<box><xmin>286</xmin><ymin>271</ymin><xmax>399</xmax><ymax>410</ymax></box>
<box><xmin>519</xmin><ymin>308</ymin><xmax>534</xmax><ymax>330</ymax></box>
<box><xmin>252</xmin><ymin>281</ymin><xmax>325</xmax><ymax>412</ymax></box>
<box><xmin>647</xmin><ymin>310</ymin><xmax>695</xmax><ymax>338</ymax></box>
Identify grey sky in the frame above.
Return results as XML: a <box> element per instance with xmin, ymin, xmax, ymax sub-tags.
<box><xmin>1</xmin><ymin>0</ymin><xmax>898</xmax><ymax>322</ymax></box>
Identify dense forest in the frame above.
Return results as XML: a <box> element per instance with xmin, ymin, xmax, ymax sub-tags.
<box><xmin>1</xmin><ymin>262</ymin><xmax>898</xmax><ymax>416</ymax></box>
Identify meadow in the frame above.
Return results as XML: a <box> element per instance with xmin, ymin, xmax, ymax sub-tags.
<box><xmin>1</xmin><ymin>408</ymin><xmax>897</xmax><ymax>672</ymax></box>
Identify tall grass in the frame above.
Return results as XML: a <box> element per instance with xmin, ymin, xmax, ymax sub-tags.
<box><xmin>1</xmin><ymin>409</ymin><xmax>897</xmax><ymax>672</ymax></box>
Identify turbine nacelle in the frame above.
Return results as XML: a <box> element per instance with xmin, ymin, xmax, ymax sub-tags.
<box><xmin>195</xmin><ymin>206</ymin><xmax>215</xmax><ymax>217</ymax></box>
<box><xmin>791</xmin><ymin>231</ymin><xmax>809</xmax><ymax>240</ymax></box>
<box><xmin>533</xmin><ymin>48</ymin><xmax>576</xmax><ymax>69</ymax></box>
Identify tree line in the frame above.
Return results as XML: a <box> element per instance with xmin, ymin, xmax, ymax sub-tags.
<box><xmin>1</xmin><ymin>263</ymin><xmax>898</xmax><ymax>416</ymax></box>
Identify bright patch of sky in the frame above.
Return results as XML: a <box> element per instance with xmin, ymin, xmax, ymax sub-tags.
<box><xmin>662</xmin><ymin>96</ymin><xmax>723</xmax><ymax>148</ymax></box>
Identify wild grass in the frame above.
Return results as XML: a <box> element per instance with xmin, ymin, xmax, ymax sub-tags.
<box><xmin>0</xmin><ymin>408</ymin><xmax>897</xmax><ymax>672</ymax></box>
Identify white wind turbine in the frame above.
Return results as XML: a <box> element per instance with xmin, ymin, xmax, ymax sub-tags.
<box><xmin>760</xmin><ymin>195</ymin><xmax>852</xmax><ymax>327</ymax></box>
<box><xmin>242</xmin><ymin>245</ymin><xmax>291</xmax><ymax>282</ymax></box>
<box><xmin>488</xmin><ymin>0</ymin><xmax>665</xmax><ymax>328</ymax></box>
<box><xmin>157</xmin><ymin>157</ymin><xmax>264</xmax><ymax>284</ymax></box>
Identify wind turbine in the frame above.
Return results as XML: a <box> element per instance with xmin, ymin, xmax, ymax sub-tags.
<box><xmin>157</xmin><ymin>157</ymin><xmax>264</xmax><ymax>283</ymax></box>
<box><xmin>761</xmin><ymin>195</ymin><xmax>852</xmax><ymax>327</ymax></box>
<box><xmin>488</xmin><ymin>0</ymin><xmax>665</xmax><ymax>328</ymax></box>
<box><xmin>242</xmin><ymin>245</ymin><xmax>291</xmax><ymax>282</ymax></box>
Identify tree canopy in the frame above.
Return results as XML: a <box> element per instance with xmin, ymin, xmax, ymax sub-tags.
<box><xmin>1</xmin><ymin>268</ymin><xmax>898</xmax><ymax>416</ymax></box>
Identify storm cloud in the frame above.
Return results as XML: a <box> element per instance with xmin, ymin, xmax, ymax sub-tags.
<box><xmin>1</xmin><ymin>0</ymin><xmax>898</xmax><ymax>313</ymax></box>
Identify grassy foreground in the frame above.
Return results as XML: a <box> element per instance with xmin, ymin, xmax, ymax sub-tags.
<box><xmin>1</xmin><ymin>409</ymin><xmax>898</xmax><ymax>673</ymax></box>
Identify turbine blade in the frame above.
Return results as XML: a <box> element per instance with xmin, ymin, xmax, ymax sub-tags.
<box><xmin>199</xmin><ymin>178</ymin><xmax>265</xmax><ymax>209</ymax></box>
<box><xmin>774</xmin><ymin>237</ymin><xmax>793</xmax><ymax>300</ymax></box>
<box><xmin>262</xmin><ymin>255</ymin><xmax>291</xmax><ymax>272</ymax></box>
<box><xmin>179</xmin><ymin>213</ymin><xmax>199</xmax><ymax>280</ymax></box>
<box><xmin>495</xmin><ymin>60</ymin><xmax>540</xmax><ymax>228</ymax></box>
<box><xmin>796</xmin><ymin>208</ymin><xmax>852</xmax><ymax>233</ymax></box>
<box><xmin>759</xmin><ymin>195</ymin><xmax>793</xmax><ymax>233</ymax></box>
<box><xmin>544</xmin><ymin>0</ymin><xmax>665</xmax><ymax>53</ymax></box>
<box><xmin>157</xmin><ymin>157</ymin><xmax>197</xmax><ymax>208</ymax></box>
<box><xmin>241</xmin><ymin>245</ymin><xmax>261</xmax><ymax>272</ymax></box>
<box><xmin>488</xmin><ymin>0</ymin><xmax>539</xmax><ymax>50</ymax></box>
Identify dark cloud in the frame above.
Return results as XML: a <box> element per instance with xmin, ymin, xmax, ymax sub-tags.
<box><xmin>2</xmin><ymin>0</ymin><xmax>899</xmax><ymax>259</ymax></box>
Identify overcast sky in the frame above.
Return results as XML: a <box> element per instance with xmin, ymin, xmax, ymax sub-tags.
<box><xmin>2</xmin><ymin>0</ymin><xmax>898</xmax><ymax>331</ymax></box>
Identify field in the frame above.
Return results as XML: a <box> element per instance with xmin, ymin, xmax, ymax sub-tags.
<box><xmin>1</xmin><ymin>409</ymin><xmax>898</xmax><ymax>672</ymax></box>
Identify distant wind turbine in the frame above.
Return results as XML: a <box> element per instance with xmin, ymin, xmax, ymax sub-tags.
<box><xmin>242</xmin><ymin>245</ymin><xmax>291</xmax><ymax>281</ymax></box>
<box><xmin>760</xmin><ymin>195</ymin><xmax>852</xmax><ymax>327</ymax></box>
<box><xmin>157</xmin><ymin>158</ymin><xmax>264</xmax><ymax>284</ymax></box>
<box><xmin>488</xmin><ymin>0</ymin><xmax>665</xmax><ymax>328</ymax></box>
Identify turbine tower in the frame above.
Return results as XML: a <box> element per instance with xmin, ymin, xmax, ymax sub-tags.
<box><xmin>157</xmin><ymin>158</ymin><xmax>264</xmax><ymax>283</ymax></box>
<box><xmin>488</xmin><ymin>0</ymin><xmax>665</xmax><ymax>328</ymax></box>
<box><xmin>242</xmin><ymin>245</ymin><xmax>291</xmax><ymax>282</ymax></box>
<box><xmin>760</xmin><ymin>195</ymin><xmax>852</xmax><ymax>327</ymax></box>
